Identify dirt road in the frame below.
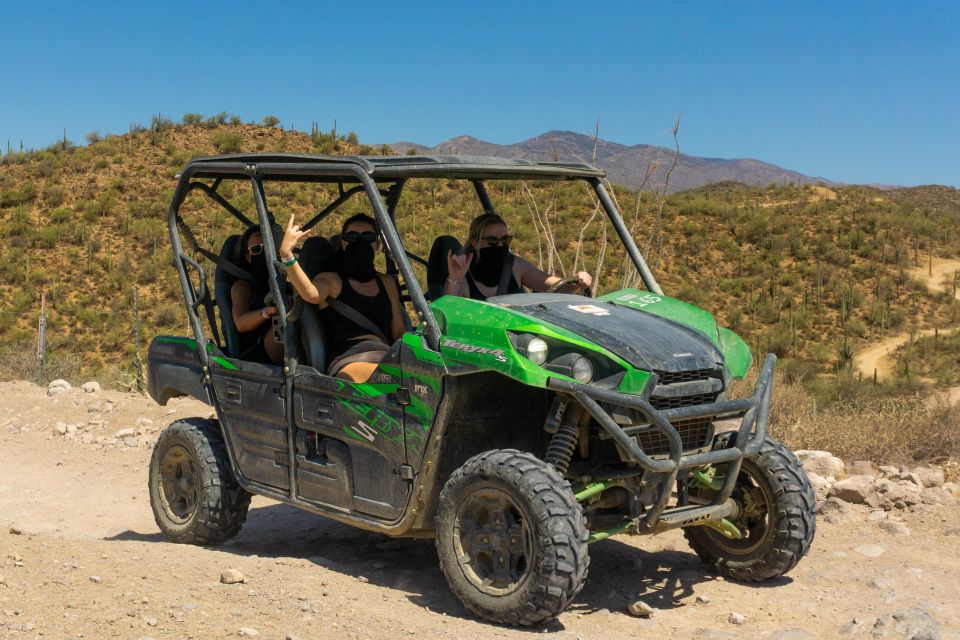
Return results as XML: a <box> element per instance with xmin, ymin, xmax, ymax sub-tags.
<box><xmin>910</xmin><ymin>258</ymin><xmax>960</xmax><ymax>300</ymax></box>
<box><xmin>853</xmin><ymin>258</ymin><xmax>960</xmax><ymax>383</ymax></box>
<box><xmin>1</xmin><ymin>381</ymin><xmax>958</xmax><ymax>639</ymax></box>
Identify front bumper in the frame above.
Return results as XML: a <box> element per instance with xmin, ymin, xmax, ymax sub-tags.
<box><xmin>548</xmin><ymin>353</ymin><xmax>776</xmax><ymax>533</ymax></box>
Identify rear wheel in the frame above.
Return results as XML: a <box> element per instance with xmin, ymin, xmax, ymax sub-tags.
<box><xmin>684</xmin><ymin>433</ymin><xmax>816</xmax><ymax>580</ymax></box>
<box><xmin>435</xmin><ymin>449</ymin><xmax>589</xmax><ymax>626</ymax></box>
<box><xmin>149</xmin><ymin>418</ymin><xmax>250</xmax><ymax>545</ymax></box>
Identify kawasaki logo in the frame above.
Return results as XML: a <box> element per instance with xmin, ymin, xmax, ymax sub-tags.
<box><xmin>442</xmin><ymin>339</ymin><xmax>508</xmax><ymax>362</ymax></box>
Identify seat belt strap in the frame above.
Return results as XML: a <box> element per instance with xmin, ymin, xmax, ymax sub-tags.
<box><xmin>496</xmin><ymin>252</ymin><xmax>516</xmax><ymax>296</ymax></box>
<box><xmin>325</xmin><ymin>298</ymin><xmax>389</xmax><ymax>344</ymax></box>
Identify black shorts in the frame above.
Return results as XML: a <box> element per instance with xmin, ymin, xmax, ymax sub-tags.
<box><xmin>238</xmin><ymin>324</ymin><xmax>272</xmax><ymax>364</ymax></box>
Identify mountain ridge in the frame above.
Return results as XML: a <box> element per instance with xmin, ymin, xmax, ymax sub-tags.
<box><xmin>391</xmin><ymin>130</ymin><xmax>839</xmax><ymax>192</ymax></box>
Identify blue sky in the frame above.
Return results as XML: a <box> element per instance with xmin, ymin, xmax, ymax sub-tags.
<box><xmin>2</xmin><ymin>1</ymin><xmax>957</xmax><ymax>187</ymax></box>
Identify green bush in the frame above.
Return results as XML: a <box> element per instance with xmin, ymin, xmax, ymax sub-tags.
<box><xmin>182</xmin><ymin>113</ymin><xmax>204</xmax><ymax>125</ymax></box>
<box><xmin>0</xmin><ymin>182</ymin><xmax>38</xmax><ymax>207</ymax></box>
<box><xmin>151</xmin><ymin>114</ymin><xmax>175</xmax><ymax>131</ymax></box>
<box><xmin>212</xmin><ymin>132</ymin><xmax>243</xmax><ymax>153</ymax></box>
<box><xmin>262</xmin><ymin>115</ymin><xmax>281</xmax><ymax>128</ymax></box>
<box><xmin>43</xmin><ymin>182</ymin><xmax>64</xmax><ymax>206</ymax></box>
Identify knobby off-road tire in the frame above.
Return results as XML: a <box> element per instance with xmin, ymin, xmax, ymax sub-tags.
<box><xmin>684</xmin><ymin>433</ymin><xmax>816</xmax><ymax>581</ymax></box>
<box><xmin>435</xmin><ymin>449</ymin><xmax>589</xmax><ymax>626</ymax></box>
<box><xmin>149</xmin><ymin>418</ymin><xmax>251</xmax><ymax>545</ymax></box>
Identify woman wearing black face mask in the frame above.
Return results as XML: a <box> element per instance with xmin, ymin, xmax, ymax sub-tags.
<box><xmin>231</xmin><ymin>226</ymin><xmax>283</xmax><ymax>364</ymax></box>
<box><xmin>443</xmin><ymin>213</ymin><xmax>593</xmax><ymax>300</ymax></box>
<box><xmin>279</xmin><ymin>213</ymin><xmax>405</xmax><ymax>383</ymax></box>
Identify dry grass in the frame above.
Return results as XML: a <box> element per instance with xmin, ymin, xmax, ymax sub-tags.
<box><xmin>730</xmin><ymin>369</ymin><xmax>960</xmax><ymax>464</ymax></box>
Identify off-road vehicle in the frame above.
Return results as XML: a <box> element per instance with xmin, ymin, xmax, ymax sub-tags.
<box><xmin>147</xmin><ymin>154</ymin><xmax>815</xmax><ymax>625</ymax></box>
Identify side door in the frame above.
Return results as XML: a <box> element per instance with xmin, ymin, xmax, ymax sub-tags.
<box><xmin>210</xmin><ymin>360</ymin><xmax>290</xmax><ymax>491</ymax></box>
<box><xmin>292</xmin><ymin>342</ymin><xmax>410</xmax><ymax>519</ymax></box>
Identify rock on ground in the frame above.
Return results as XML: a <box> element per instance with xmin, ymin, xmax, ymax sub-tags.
<box><xmin>220</xmin><ymin>569</ymin><xmax>246</xmax><ymax>585</ymax></box>
<box><xmin>795</xmin><ymin>450</ymin><xmax>845</xmax><ymax>480</ymax></box>
<box><xmin>47</xmin><ymin>379</ymin><xmax>72</xmax><ymax>396</ymax></box>
<box><xmin>627</xmin><ymin>600</ymin><xmax>656</xmax><ymax>617</ymax></box>
<box><xmin>830</xmin><ymin>475</ymin><xmax>876</xmax><ymax>504</ymax></box>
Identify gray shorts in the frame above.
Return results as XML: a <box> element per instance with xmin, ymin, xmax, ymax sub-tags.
<box><xmin>327</xmin><ymin>339</ymin><xmax>390</xmax><ymax>377</ymax></box>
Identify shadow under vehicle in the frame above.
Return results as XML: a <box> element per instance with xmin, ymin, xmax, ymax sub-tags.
<box><xmin>146</xmin><ymin>154</ymin><xmax>815</xmax><ymax>626</ymax></box>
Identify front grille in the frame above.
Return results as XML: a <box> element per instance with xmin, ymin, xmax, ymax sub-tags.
<box><xmin>633</xmin><ymin>417</ymin><xmax>713</xmax><ymax>456</ymax></box>
<box><xmin>653</xmin><ymin>368</ymin><xmax>714</xmax><ymax>385</ymax></box>
<box><xmin>649</xmin><ymin>392</ymin><xmax>719</xmax><ymax>410</ymax></box>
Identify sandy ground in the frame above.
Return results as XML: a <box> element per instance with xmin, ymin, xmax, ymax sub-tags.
<box><xmin>1</xmin><ymin>381</ymin><xmax>959</xmax><ymax>640</ymax></box>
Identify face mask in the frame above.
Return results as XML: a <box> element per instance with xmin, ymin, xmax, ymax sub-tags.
<box><xmin>470</xmin><ymin>245</ymin><xmax>510</xmax><ymax>287</ymax></box>
<box><xmin>339</xmin><ymin>240</ymin><xmax>377</xmax><ymax>282</ymax></box>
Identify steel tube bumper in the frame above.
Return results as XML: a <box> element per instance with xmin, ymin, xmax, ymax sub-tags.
<box><xmin>549</xmin><ymin>353</ymin><xmax>777</xmax><ymax>530</ymax></box>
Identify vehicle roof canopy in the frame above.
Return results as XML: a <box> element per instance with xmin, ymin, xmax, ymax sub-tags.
<box><xmin>178</xmin><ymin>153</ymin><xmax>605</xmax><ymax>182</ymax></box>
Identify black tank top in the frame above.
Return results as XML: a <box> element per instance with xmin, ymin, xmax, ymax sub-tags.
<box><xmin>322</xmin><ymin>275</ymin><xmax>393</xmax><ymax>361</ymax></box>
<box><xmin>465</xmin><ymin>272</ymin><xmax>522</xmax><ymax>301</ymax></box>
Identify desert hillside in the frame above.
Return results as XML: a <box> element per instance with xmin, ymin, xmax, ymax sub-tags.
<box><xmin>1</xmin><ymin>116</ymin><xmax>959</xmax><ymax>409</ymax></box>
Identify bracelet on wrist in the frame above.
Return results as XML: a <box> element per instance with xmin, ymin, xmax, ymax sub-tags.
<box><xmin>281</xmin><ymin>254</ymin><xmax>297</xmax><ymax>267</ymax></box>
<box><xmin>447</xmin><ymin>276</ymin><xmax>461</xmax><ymax>285</ymax></box>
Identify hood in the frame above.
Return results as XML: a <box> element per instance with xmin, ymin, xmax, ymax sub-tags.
<box><xmin>491</xmin><ymin>291</ymin><xmax>724</xmax><ymax>373</ymax></box>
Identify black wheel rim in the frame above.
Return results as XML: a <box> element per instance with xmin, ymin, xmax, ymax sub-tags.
<box><xmin>159</xmin><ymin>444</ymin><xmax>198</xmax><ymax>524</ymax></box>
<box><xmin>453</xmin><ymin>487</ymin><xmax>534</xmax><ymax>596</ymax></box>
<box><xmin>704</xmin><ymin>464</ymin><xmax>773</xmax><ymax>555</ymax></box>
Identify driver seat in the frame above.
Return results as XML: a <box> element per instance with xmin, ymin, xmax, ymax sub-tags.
<box><xmin>294</xmin><ymin>235</ymin><xmax>337</xmax><ymax>372</ymax></box>
<box><xmin>427</xmin><ymin>235</ymin><xmax>463</xmax><ymax>300</ymax></box>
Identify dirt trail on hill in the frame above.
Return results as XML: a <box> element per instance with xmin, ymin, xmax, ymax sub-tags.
<box><xmin>853</xmin><ymin>258</ymin><xmax>960</xmax><ymax>383</ymax></box>
<box><xmin>853</xmin><ymin>327</ymin><xmax>957</xmax><ymax>382</ymax></box>
<box><xmin>910</xmin><ymin>258</ymin><xmax>960</xmax><ymax>300</ymax></box>
<box><xmin>1</xmin><ymin>381</ymin><xmax>959</xmax><ymax>639</ymax></box>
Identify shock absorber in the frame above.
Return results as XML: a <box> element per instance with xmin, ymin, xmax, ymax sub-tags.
<box><xmin>544</xmin><ymin>400</ymin><xmax>582</xmax><ymax>475</ymax></box>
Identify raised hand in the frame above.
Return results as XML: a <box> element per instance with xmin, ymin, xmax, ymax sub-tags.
<box><xmin>447</xmin><ymin>250</ymin><xmax>472</xmax><ymax>282</ymax></box>
<box><xmin>280</xmin><ymin>214</ymin><xmax>309</xmax><ymax>258</ymax></box>
<box><xmin>575</xmin><ymin>271</ymin><xmax>593</xmax><ymax>290</ymax></box>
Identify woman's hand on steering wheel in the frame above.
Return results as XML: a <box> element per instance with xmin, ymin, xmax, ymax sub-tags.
<box><xmin>545</xmin><ymin>271</ymin><xmax>593</xmax><ymax>297</ymax></box>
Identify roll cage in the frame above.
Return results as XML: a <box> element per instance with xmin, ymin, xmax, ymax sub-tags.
<box><xmin>167</xmin><ymin>153</ymin><xmax>663</xmax><ymax>372</ymax></box>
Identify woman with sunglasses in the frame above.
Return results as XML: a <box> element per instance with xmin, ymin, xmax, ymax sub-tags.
<box><xmin>444</xmin><ymin>213</ymin><xmax>592</xmax><ymax>300</ymax></box>
<box><xmin>280</xmin><ymin>213</ymin><xmax>405</xmax><ymax>383</ymax></box>
<box><xmin>231</xmin><ymin>226</ymin><xmax>283</xmax><ymax>364</ymax></box>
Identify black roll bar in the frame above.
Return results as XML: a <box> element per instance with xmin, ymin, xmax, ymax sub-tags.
<box><xmin>187</xmin><ymin>181</ymin><xmax>256</xmax><ymax>228</ymax></box>
<box><xmin>590</xmin><ymin>177</ymin><xmax>663</xmax><ymax>295</ymax></box>
<box><xmin>472</xmin><ymin>179</ymin><xmax>496</xmax><ymax>214</ymax></box>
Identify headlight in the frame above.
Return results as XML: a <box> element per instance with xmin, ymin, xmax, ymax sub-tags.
<box><xmin>525</xmin><ymin>337</ymin><xmax>549</xmax><ymax>365</ymax></box>
<box><xmin>545</xmin><ymin>353</ymin><xmax>595</xmax><ymax>384</ymax></box>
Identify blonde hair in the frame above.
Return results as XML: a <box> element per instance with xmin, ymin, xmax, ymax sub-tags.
<box><xmin>464</xmin><ymin>213</ymin><xmax>506</xmax><ymax>254</ymax></box>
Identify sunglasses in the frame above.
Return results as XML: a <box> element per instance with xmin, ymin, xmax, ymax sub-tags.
<box><xmin>247</xmin><ymin>243</ymin><xmax>264</xmax><ymax>256</ymax></box>
<box><xmin>343</xmin><ymin>230</ymin><xmax>378</xmax><ymax>244</ymax></box>
<box><xmin>480</xmin><ymin>234</ymin><xmax>512</xmax><ymax>247</ymax></box>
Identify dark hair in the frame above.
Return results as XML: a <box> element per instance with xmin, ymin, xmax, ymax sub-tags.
<box><xmin>464</xmin><ymin>213</ymin><xmax>506</xmax><ymax>254</ymax></box>
<box><xmin>235</xmin><ymin>225</ymin><xmax>262</xmax><ymax>263</ymax></box>
<box><xmin>341</xmin><ymin>213</ymin><xmax>377</xmax><ymax>236</ymax></box>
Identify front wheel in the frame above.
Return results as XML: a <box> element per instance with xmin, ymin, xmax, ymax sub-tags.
<box><xmin>435</xmin><ymin>449</ymin><xmax>589</xmax><ymax>626</ymax></box>
<box><xmin>684</xmin><ymin>434</ymin><xmax>816</xmax><ymax>581</ymax></box>
<box><xmin>148</xmin><ymin>418</ymin><xmax>251</xmax><ymax>545</ymax></box>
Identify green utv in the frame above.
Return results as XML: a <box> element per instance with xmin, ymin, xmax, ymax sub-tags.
<box><xmin>147</xmin><ymin>154</ymin><xmax>815</xmax><ymax>626</ymax></box>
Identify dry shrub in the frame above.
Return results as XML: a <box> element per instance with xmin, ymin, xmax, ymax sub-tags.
<box><xmin>729</xmin><ymin>368</ymin><xmax>960</xmax><ymax>464</ymax></box>
<box><xmin>0</xmin><ymin>343</ymin><xmax>81</xmax><ymax>384</ymax></box>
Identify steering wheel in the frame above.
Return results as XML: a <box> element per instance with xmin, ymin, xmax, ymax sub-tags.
<box><xmin>545</xmin><ymin>276</ymin><xmax>592</xmax><ymax>297</ymax></box>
